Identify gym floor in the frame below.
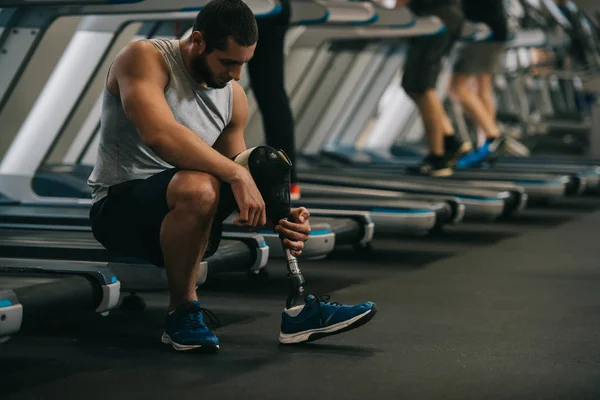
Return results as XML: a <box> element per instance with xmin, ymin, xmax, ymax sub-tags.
<box><xmin>2</xmin><ymin>196</ymin><xmax>600</xmax><ymax>400</ymax></box>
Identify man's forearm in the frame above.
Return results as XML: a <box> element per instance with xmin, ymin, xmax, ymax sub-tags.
<box><xmin>146</xmin><ymin>121</ymin><xmax>242</xmax><ymax>183</ymax></box>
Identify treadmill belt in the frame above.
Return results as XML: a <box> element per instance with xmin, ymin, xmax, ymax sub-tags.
<box><xmin>0</xmin><ymin>204</ymin><xmax>90</xmax><ymax>226</ymax></box>
<box><xmin>3</xmin><ymin>275</ymin><xmax>102</xmax><ymax>313</ymax></box>
<box><xmin>0</xmin><ymin>228</ymin><xmax>109</xmax><ymax>261</ymax></box>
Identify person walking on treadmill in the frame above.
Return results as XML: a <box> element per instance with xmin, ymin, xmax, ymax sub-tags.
<box><xmin>451</xmin><ymin>0</ymin><xmax>512</xmax><ymax>168</ymax></box>
<box><xmin>87</xmin><ymin>0</ymin><xmax>376</xmax><ymax>352</ymax></box>
<box><xmin>397</xmin><ymin>0</ymin><xmax>470</xmax><ymax>177</ymax></box>
<box><xmin>247</xmin><ymin>0</ymin><xmax>301</xmax><ymax>200</ymax></box>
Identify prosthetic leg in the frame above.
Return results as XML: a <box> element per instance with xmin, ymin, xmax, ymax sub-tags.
<box><xmin>233</xmin><ymin>146</ymin><xmax>306</xmax><ymax>309</ymax></box>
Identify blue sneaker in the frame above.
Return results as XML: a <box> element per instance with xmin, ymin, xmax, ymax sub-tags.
<box><xmin>279</xmin><ymin>295</ymin><xmax>377</xmax><ymax>344</ymax></box>
<box><xmin>456</xmin><ymin>147</ymin><xmax>489</xmax><ymax>168</ymax></box>
<box><xmin>457</xmin><ymin>137</ymin><xmax>506</xmax><ymax>169</ymax></box>
<box><xmin>161</xmin><ymin>301</ymin><xmax>220</xmax><ymax>352</ymax></box>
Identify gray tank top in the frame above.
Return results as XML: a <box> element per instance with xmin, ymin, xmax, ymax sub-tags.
<box><xmin>88</xmin><ymin>38</ymin><xmax>233</xmax><ymax>202</ymax></box>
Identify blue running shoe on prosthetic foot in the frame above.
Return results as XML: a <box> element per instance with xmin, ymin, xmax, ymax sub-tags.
<box><xmin>161</xmin><ymin>301</ymin><xmax>221</xmax><ymax>352</ymax></box>
<box><xmin>279</xmin><ymin>295</ymin><xmax>377</xmax><ymax>344</ymax></box>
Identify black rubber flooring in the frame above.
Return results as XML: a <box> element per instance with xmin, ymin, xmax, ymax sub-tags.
<box><xmin>2</xmin><ymin>196</ymin><xmax>600</xmax><ymax>400</ymax></box>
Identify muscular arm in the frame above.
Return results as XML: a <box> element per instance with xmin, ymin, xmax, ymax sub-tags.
<box><xmin>111</xmin><ymin>41</ymin><xmax>243</xmax><ymax>183</ymax></box>
<box><xmin>212</xmin><ymin>81</ymin><xmax>248</xmax><ymax>159</ymax></box>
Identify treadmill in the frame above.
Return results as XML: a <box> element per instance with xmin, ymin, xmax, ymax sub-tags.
<box><xmin>0</xmin><ymin>0</ymin><xmax>149</xmax><ymax>344</ymax></box>
<box><xmin>24</xmin><ymin>1</ymin><xmax>451</xmax><ymax>236</ymax></box>
<box><xmin>0</xmin><ymin>1</ymin><xmax>281</xmax><ymax>328</ymax></box>
<box><xmin>0</xmin><ymin>1</ymin><xmax>341</xmax><ymax>258</ymax></box>
<box><xmin>302</xmin><ymin>20</ymin><xmax>576</xmax><ymax>203</ymax></box>
<box><xmin>270</xmin><ymin>15</ymin><xmax>529</xmax><ymax>219</ymax></box>
<box><xmin>1</xmin><ymin>259</ymin><xmax>121</xmax><ymax>342</ymax></box>
<box><xmin>429</xmin><ymin>0</ymin><xmax>600</xmax><ymax>191</ymax></box>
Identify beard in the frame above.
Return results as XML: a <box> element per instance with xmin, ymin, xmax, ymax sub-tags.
<box><xmin>190</xmin><ymin>54</ymin><xmax>227</xmax><ymax>89</ymax></box>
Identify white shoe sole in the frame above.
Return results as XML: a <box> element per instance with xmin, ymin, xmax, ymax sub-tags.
<box><xmin>430</xmin><ymin>168</ymin><xmax>453</xmax><ymax>177</ymax></box>
<box><xmin>161</xmin><ymin>332</ymin><xmax>220</xmax><ymax>351</ymax></box>
<box><xmin>278</xmin><ymin>309</ymin><xmax>373</xmax><ymax>344</ymax></box>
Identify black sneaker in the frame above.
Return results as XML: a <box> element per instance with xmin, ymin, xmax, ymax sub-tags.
<box><xmin>413</xmin><ymin>154</ymin><xmax>453</xmax><ymax>177</ymax></box>
<box><xmin>444</xmin><ymin>135</ymin><xmax>472</xmax><ymax>167</ymax></box>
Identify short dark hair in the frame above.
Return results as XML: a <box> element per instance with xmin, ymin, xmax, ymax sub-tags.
<box><xmin>193</xmin><ymin>0</ymin><xmax>258</xmax><ymax>52</ymax></box>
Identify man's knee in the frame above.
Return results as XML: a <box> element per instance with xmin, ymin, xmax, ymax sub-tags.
<box><xmin>167</xmin><ymin>171</ymin><xmax>220</xmax><ymax>217</ymax></box>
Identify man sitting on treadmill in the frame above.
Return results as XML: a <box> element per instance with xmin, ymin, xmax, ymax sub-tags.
<box><xmin>397</xmin><ymin>0</ymin><xmax>471</xmax><ymax>177</ymax></box>
<box><xmin>87</xmin><ymin>0</ymin><xmax>376</xmax><ymax>352</ymax></box>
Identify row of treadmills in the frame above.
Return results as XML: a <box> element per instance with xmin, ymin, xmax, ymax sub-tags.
<box><xmin>1</xmin><ymin>0</ymin><xmax>600</xmax><ymax>343</ymax></box>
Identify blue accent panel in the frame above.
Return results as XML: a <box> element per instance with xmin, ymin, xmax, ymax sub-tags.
<box><xmin>457</xmin><ymin>196</ymin><xmax>501</xmax><ymax>202</ymax></box>
<box><xmin>111</xmin><ymin>276</ymin><xmax>118</xmax><ymax>284</ymax></box>
<box><xmin>581</xmin><ymin>171</ymin><xmax>600</xmax><ymax>177</ymax></box>
<box><xmin>262</xmin><ymin>241</ymin><xmax>267</xmax><ymax>247</ymax></box>
<box><xmin>294</xmin><ymin>10</ymin><xmax>330</xmax><ymax>26</ymax></box>
<box><xmin>256</xmin><ymin>4</ymin><xmax>282</xmax><ymax>18</ymax></box>
<box><xmin>180</xmin><ymin>7</ymin><xmax>203</xmax><ymax>12</ymax></box>
<box><xmin>308</xmin><ymin>229</ymin><xmax>332</xmax><ymax>236</ymax></box>
<box><xmin>371</xmin><ymin>208</ymin><xmax>431</xmax><ymax>214</ymax></box>
<box><xmin>0</xmin><ymin>8</ymin><xmax>17</xmax><ymax>27</ymax></box>
<box><xmin>0</xmin><ymin>300</ymin><xmax>12</xmax><ymax>307</ymax></box>
<box><xmin>515</xmin><ymin>180</ymin><xmax>563</xmax><ymax>185</ymax></box>
<box><xmin>399</xmin><ymin>24</ymin><xmax>446</xmax><ymax>37</ymax></box>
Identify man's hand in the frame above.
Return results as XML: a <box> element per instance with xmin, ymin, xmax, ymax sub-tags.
<box><xmin>275</xmin><ymin>207</ymin><xmax>311</xmax><ymax>257</ymax></box>
<box><xmin>231</xmin><ymin>167</ymin><xmax>267</xmax><ymax>228</ymax></box>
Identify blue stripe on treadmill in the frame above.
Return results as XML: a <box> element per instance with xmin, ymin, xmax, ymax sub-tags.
<box><xmin>180</xmin><ymin>7</ymin><xmax>203</xmax><ymax>11</ymax></box>
<box><xmin>256</xmin><ymin>4</ymin><xmax>282</xmax><ymax>18</ymax></box>
<box><xmin>456</xmin><ymin>195</ymin><xmax>501</xmax><ymax>202</ymax></box>
<box><xmin>515</xmin><ymin>180</ymin><xmax>563</xmax><ymax>185</ymax></box>
<box><xmin>0</xmin><ymin>300</ymin><xmax>12</xmax><ymax>307</ymax></box>
<box><xmin>371</xmin><ymin>208</ymin><xmax>431</xmax><ymax>214</ymax></box>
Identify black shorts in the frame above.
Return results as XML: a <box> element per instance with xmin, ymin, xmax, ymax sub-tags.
<box><xmin>90</xmin><ymin>169</ymin><xmax>237</xmax><ymax>267</ymax></box>
<box><xmin>402</xmin><ymin>5</ymin><xmax>465</xmax><ymax>93</ymax></box>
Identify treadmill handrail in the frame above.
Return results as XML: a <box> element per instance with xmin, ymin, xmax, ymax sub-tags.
<box><xmin>290</xmin><ymin>0</ymin><xmax>329</xmax><ymax>25</ymax></box>
<box><xmin>291</xmin><ymin>12</ymin><xmax>443</xmax><ymax>48</ymax></box>
<box><xmin>315</xmin><ymin>0</ymin><xmax>377</xmax><ymax>24</ymax></box>
<box><xmin>0</xmin><ymin>0</ymin><xmax>141</xmax><ymax>5</ymax></box>
<box><xmin>1</xmin><ymin>0</ymin><xmax>280</xmax><ymax>17</ymax></box>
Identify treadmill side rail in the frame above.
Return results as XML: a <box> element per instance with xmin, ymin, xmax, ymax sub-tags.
<box><xmin>308</xmin><ymin>209</ymin><xmax>374</xmax><ymax>245</ymax></box>
<box><xmin>220</xmin><ymin>233</ymin><xmax>270</xmax><ymax>272</ymax></box>
<box><xmin>98</xmin><ymin>281</ymin><xmax>121</xmax><ymax>313</ymax></box>
<box><xmin>0</xmin><ymin>290</ymin><xmax>22</xmax><ymax>342</ymax></box>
